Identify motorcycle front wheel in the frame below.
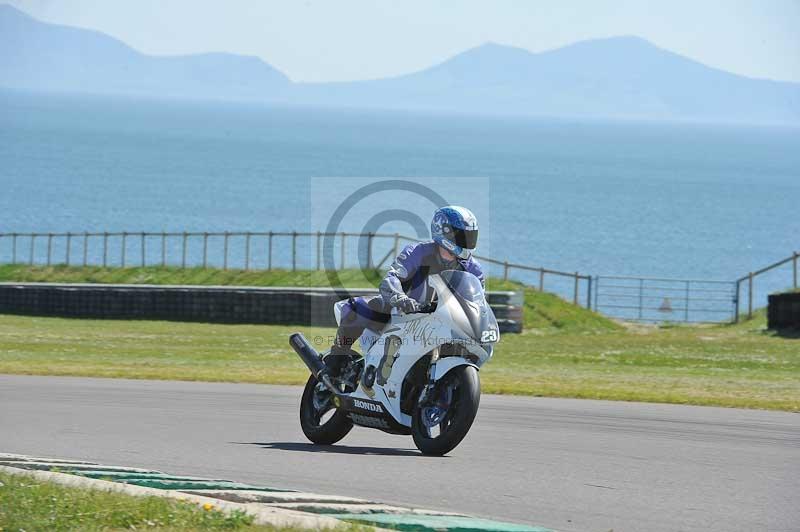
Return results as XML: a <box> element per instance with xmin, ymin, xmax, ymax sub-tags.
<box><xmin>411</xmin><ymin>365</ymin><xmax>480</xmax><ymax>456</ymax></box>
<box><xmin>299</xmin><ymin>375</ymin><xmax>353</xmax><ymax>445</ymax></box>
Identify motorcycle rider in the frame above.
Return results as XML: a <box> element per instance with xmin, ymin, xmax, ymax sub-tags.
<box><xmin>328</xmin><ymin>206</ymin><xmax>484</xmax><ymax>374</ymax></box>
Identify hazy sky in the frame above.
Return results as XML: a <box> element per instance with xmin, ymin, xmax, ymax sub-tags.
<box><xmin>8</xmin><ymin>0</ymin><xmax>800</xmax><ymax>83</ymax></box>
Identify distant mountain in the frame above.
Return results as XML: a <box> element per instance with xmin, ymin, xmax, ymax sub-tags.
<box><xmin>0</xmin><ymin>4</ymin><xmax>290</xmax><ymax>101</ymax></box>
<box><xmin>293</xmin><ymin>38</ymin><xmax>800</xmax><ymax>124</ymax></box>
<box><xmin>2</xmin><ymin>4</ymin><xmax>798</xmax><ymax>124</ymax></box>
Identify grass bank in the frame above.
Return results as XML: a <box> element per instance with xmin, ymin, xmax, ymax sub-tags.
<box><xmin>0</xmin><ymin>470</ymin><xmax>281</xmax><ymax>531</ymax></box>
<box><xmin>0</xmin><ymin>265</ymin><xmax>797</xmax><ymax>411</ymax></box>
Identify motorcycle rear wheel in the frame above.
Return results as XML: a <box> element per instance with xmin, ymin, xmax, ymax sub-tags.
<box><xmin>411</xmin><ymin>365</ymin><xmax>480</xmax><ymax>456</ymax></box>
<box><xmin>300</xmin><ymin>375</ymin><xmax>353</xmax><ymax>445</ymax></box>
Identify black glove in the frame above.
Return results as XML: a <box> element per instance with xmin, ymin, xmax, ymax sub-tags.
<box><xmin>391</xmin><ymin>294</ymin><xmax>420</xmax><ymax>314</ymax></box>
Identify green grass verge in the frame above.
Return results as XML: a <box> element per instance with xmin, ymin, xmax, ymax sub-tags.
<box><xmin>0</xmin><ymin>470</ymin><xmax>289</xmax><ymax>531</ymax></box>
<box><xmin>0</xmin><ymin>264</ymin><xmax>620</xmax><ymax>332</ymax></box>
<box><xmin>0</xmin><ymin>312</ymin><xmax>796</xmax><ymax>411</ymax></box>
<box><xmin>0</xmin><ymin>265</ymin><xmax>796</xmax><ymax>411</ymax></box>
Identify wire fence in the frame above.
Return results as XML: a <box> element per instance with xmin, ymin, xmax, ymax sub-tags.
<box><xmin>0</xmin><ymin>231</ymin><xmax>592</xmax><ymax>308</ymax></box>
<box><xmin>594</xmin><ymin>276</ymin><xmax>737</xmax><ymax>324</ymax></box>
<box><xmin>595</xmin><ymin>251</ymin><xmax>798</xmax><ymax>324</ymax></box>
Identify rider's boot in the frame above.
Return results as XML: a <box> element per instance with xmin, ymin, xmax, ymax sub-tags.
<box><xmin>326</xmin><ymin>344</ymin><xmax>352</xmax><ymax>375</ymax></box>
<box><xmin>325</xmin><ymin>324</ymin><xmax>363</xmax><ymax>376</ymax></box>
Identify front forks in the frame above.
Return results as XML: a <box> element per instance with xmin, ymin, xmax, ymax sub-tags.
<box><xmin>418</xmin><ymin>346</ymin><xmax>441</xmax><ymax>405</ymax></box>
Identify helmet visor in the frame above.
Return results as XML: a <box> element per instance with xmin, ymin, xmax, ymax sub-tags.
<box><xmin>452</xmin><ymin>228</ymin><xmax>478</xmax><ymax>250</ymax></box>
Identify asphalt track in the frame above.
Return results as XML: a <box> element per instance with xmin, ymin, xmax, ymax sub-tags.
<box><xmin>1</xmin><ymin>375</ymin><xmax>798</xmax><ymax>532</ymax></box>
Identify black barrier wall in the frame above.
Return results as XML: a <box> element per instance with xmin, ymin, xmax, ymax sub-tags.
<box><xmin>767</xmin><ymin>292</ymin><xmax>800</xmax><ymax>330</ymax></box>
<box><xmin>0</xmin><ymin>283</ymin><xmax>524</xmax><ymax>333</ymax></box>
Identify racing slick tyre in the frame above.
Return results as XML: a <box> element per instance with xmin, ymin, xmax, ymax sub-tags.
<box><xmin>411</xmin><ymin>365</ymin><xmax>480</xmax><ymax>456</ymax></box>
<box><xmin>300</xmin><ymin>375</ymin><xmax>353</xmax><ymax>445</ymax></box>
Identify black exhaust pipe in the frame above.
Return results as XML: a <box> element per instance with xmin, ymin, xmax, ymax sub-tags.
<box><xmin>289</xmin><ymin>333</ymin><xmax>328</xmax><ymax>379</ymax></box>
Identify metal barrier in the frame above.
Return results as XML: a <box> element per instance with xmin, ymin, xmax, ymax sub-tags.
<box><xmin>0</xmin><ymin>282</ymin><xmax>523</xmax><ymax>333</ymax></box>
<box><xmin>594</xmin><ymin>276</ymin><xmax>737</xmax><ymax>323</ymax></box>
<box><xmin>595</xmin><ymin>251</ymin><xmax>799</xmax><ymax>324</ymax></box>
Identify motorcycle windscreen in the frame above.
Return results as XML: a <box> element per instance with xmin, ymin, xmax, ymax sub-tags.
<box><xmin>439</xmin><ymin>270</ymin><xmax>498</xmax><ymax>342</ymax></box>
<box><xmin>440</xmin><ymin>270</ymin><xmax>484</xmax><ymax>302</ymax></box>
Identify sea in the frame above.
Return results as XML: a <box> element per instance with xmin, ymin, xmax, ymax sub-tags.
<box><xmin>1</xmin><ymin>89</ymin><xmax>798</xmax><ymax>314</ymax></box>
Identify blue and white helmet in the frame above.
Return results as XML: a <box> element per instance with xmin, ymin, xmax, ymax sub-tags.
<box><xmin>431</xmin><ymin>206</ymin><xmax>479</xmax><ymax>260</ymax></box>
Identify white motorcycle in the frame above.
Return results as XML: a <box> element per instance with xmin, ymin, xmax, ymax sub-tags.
<box><xmin>289</xmin><ymin>270</ymin><xmax>499</xmax><ymax>455</ymax></box>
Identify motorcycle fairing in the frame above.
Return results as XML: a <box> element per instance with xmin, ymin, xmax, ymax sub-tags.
<box><xmin>338</xmin><ymin>394</ymin><xmax>412</xmax><ymax>435</ymax></box>
<box><xmin>337</xmin><ymin>271</ymin><xmax>498</xmax><ymax>430</ymax></box>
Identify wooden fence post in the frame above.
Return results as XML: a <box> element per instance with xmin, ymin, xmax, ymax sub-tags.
<box><xmin>684</xmin><ymin>280</ymin><xmax>690</xmax><ymax>322</ymax></box>
<box><xmin>103</xmin><ymin>232</ymin><xmax>108</xmax><ymax>267</ymax></box>
<box><xmin>267</xmin><ymin>231</ymin><xmax>273</xmax><ymax>271</ymax></box>
<box><xmin>316</xmin><ymin>231</ymin><xmax>321</xmax><ymax>270</ymax></box>
<box><xmin>121</xmin><ymin>232</ymin><xmax>127</xmax><ymax>267</ymax></box>
<box><xmin>734</xmin><ymin>280</ymin><xmax>741</xmax><ymax>323</ymax></box>
<box><xmin>202</xmin><ymin>233</ymin><xmax>208</xmax><ymax>268</ymax></box>
<box><xmin>503</xmin><ymin>261</ymin><xmax>509</xmax><ymax>281</ymax></box>
<box><xmin>573</xmin><ymin>272</ymin><xmax>579</xmax><ymax>304</ymax></box>
<box><xmin>586</xmin><ymin>276</ymin><xmax>592</xmax><ymax>309</ymax></box>
<box><xmin>367</xmin><ymin>232</ymin><xmax>374</xmax><ymax>269</ymax></box>
<box><xmin>65</xmin><ymin>232</ymin><xmax>72</xmax><ymax>265</ymax></box>
<box><xmin>181</xmin><ymin>232</ymin><xmax>188</xmax><ymax>268</ymax></box>
<box><xmin>46</xmin><ymin>233</ymin><xmax>53</xmax><ymax>266</ymax></box>
<box><xmin>140</xmin><ymin>232</ymin><xmax>146</xmax><ymax>267</ymax></box>
<box><xmin>83</xmin><ymin>232</ymin><xmax>89</xmax><ymax>267</ymax></box>
<box><xmin>638</xmin><ymin>278</ymin><xmax>644</xmax><ymax>320</ymax></box>
<box><xmin>538</xmin><ymin>269</ymin><xmax>544</xmax><ymax>291</ymax></box>
<box><xmin>292</xmin><ymin>231</ymin><xmax>297</xmax><ymax>271</ymax></box>
<box><xmin>747</xmin><ymin>272</ymin><xmax>753</xmax><ymax>320</ymax></box>
<box><xmin>245</xmin><ymin>232</ymin><xmax>251</xmax><ymax>271</ymax></box>
<box><xmin>223</xmin><ymin>231</ymin><xmax>229</xmax><ymax>271</ymax></box>
<box><xmin>340</xmin><ymin>232</ymin><xmax>346</xmax><ymax>270</ymax></box>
